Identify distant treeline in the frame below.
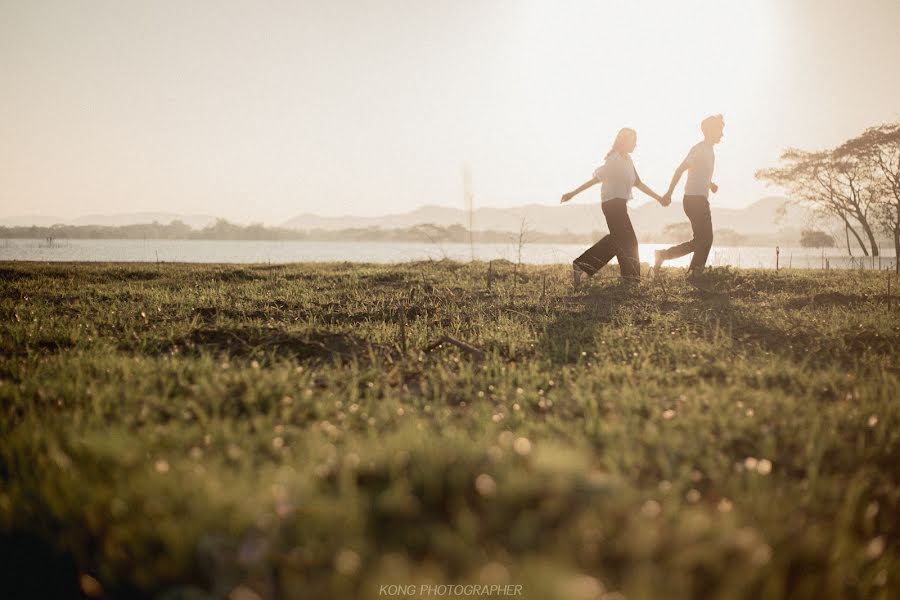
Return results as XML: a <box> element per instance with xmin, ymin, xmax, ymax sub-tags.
<box><xmin>0</xmin><ymin>218</ymin><xmax>820</xmax><ymax>247</ymax></box>
<box><xmin>0</xmin><ymin>219</ymin><xmax>599</xmax><ymax>244</ymax></box>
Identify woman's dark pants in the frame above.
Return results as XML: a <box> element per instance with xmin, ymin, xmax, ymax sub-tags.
<box><xmin>573</xmin><ymin>198</ymin><xmax>640</xmax><ymax>279</ymax></box>
<box><xmin>659</xmin><ymin>195</ymin><xmax>713</xmax><ymax>272</ymax></box>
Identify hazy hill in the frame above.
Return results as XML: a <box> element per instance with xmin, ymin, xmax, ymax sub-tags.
<box><xmin>0</xmin><ymin>215</ymin><xmax>69</xmax><ymax>227</ymax></box>
<box><xmin>69</xmin><ymin>212</ymin><xmax>217</xmax><ymax>228</ymax></box>
<box><xmin>284</xmin><ymin>197</ymin><xmax>818</xmax><ymax>237</ymax></box>
<box><xmin>2</xmin><ymin>198</ymin><xmax>827</xmax><ymax>243</ymax></box>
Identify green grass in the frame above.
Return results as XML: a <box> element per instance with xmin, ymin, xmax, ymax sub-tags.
<box><xmin>1</xmin><ymin>261</ymin><xmax>897</xmax><ymax>600</ymax></box>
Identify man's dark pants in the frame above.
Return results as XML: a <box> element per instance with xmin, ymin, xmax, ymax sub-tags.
<box><xmin>573</xmin><ymin>198</ymin><xmax>640</xmax><ymax>279</ymax></box>
<box><xmin>660</xmin><ymin>195</ymin><xmax>713</xmax><ymax>272</ymax></box>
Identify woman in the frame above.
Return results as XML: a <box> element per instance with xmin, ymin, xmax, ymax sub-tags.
<box><xmin>561</xmin><ymin>127</ymin><xmax>667</xmax><ymax>285</ymax></box>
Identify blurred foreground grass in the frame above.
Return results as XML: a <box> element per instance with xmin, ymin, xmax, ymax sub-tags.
<box><xmin>0</xmin><ymin>261</ymin><xmax>898</xmax><ymax>600</ymax></box>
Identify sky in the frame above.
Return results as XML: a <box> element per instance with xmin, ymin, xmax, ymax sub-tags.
<box><xmin>2</xmin><ymin>0</ymin><xmax>899</xmax><ymax>224</ymax></box>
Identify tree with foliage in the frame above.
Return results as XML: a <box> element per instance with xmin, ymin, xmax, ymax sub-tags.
<box><xmin>661</xmin><ymin>222</ymin><xmax>693</xmax><ymax>242</ymax></box>
<box><xmin>800</xmin><ymin>229</ymin><xmax>835</xmax><ymax>248</ymax></box>
<box><xmin>837</xmin><ymin>122</ymin><xmax>900</xmax><ymax>272</ymax></box>
<box><xmin>757</xmin><ymin>148</ymin><xmax>880</xmax><ymax>257</ymax></box>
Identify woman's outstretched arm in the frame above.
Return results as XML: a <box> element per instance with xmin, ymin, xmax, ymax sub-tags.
<box><xmin>560</xmin><ymin>178</ymin><xmax>599</xmax><ymax>203</ymax></box>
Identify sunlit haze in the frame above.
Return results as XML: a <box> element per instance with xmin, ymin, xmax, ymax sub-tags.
<box><xmin>2</xmin><ymin>0</ymin><xmax>899</xmax><ymax>224</ymax></box>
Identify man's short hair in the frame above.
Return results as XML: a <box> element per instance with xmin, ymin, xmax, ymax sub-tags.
<box><xmin>701</xmin><ymin>114</ymin><xmax>725</xmax><ymax>136</ymax></box>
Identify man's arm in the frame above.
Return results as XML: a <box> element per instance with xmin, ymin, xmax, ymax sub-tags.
<box><xmin>665</xmin><ymin>161</ymin><xmax>689</xmax><ymax>197</ymax></box>
<box><xmin>662</xmin><ymin>149</ymin><xmax>693</xmax><ymax>203</ymax></box>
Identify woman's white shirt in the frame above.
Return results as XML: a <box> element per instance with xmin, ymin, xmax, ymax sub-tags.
<box><xmin>592</xmin><ymin>152</ymin><xmax>639</xmax><ymax>203</ymax></box>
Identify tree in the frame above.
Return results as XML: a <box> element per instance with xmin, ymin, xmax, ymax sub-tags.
<box><xmin>800</xmin><ymin>229</ymin><xmax>835</xmax><ymax>248</ymax></box>
<box><xmin>662</xmin><ymin>222</ymin><xmax>693</xmax><ymax>241</ymax></box>
<box><xmin>713</xmin><ymin>228</ymin><xmax>749</xmax><ymax>246</ymax></box>
<box><xmin>167</xmin><ymin>219</ymin><xmax>192</xmax><ymax>239</ymax></box>
<box><xmin>837</xmin><ymin>123</ymin><xmax>900</xmax><ymax>272</ymax></box>
<box><xmin>830</xmin><ymin>148</ymin><xmax>881</xmax><ymax>256</ymax></box>
<box><xmin>756</xmin><ymin>148</ymin><xmax>879</xmax><ymax>257</ymax></box>
<box><xmin>509</xmin><ymin>217</ymin><xmax>533</xmax><ymax>288</ymax></box>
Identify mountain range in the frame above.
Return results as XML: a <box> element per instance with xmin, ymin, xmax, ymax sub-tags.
<box><xmin>283</xmin><ymin>197</ymin><xmax>819</xmax><ymax>237</ymax></box>
<box><xmin>1</xmin><ymin>197</ymin><xmax>827</xmax><ymax>240</ymax></box>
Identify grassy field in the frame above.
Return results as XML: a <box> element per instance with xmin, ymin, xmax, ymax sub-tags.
<box><xmin>1</xmin><ymin>261</ymin><xmax>898</xmax><ymax>600</ymax></box>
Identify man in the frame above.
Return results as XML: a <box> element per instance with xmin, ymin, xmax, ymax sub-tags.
<box><xmin>654</xmin><ymin>114</ymin><xmax>724</xmax><ymax>278</ymax></box>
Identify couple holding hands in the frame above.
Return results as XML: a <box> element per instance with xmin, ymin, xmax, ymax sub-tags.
<box><xmin>561</xmin><ymin>114</ymin><xmax>725</xmax><ymax>285</ymax></box>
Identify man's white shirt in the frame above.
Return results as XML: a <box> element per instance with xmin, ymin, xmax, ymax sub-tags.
<box><xmin>681</xmin><ymin>141</ymin><xmax>715</xmax><ymax>198</ymax></box>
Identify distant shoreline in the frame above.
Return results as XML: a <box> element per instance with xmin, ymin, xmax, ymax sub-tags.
<box><xmin>1</xmin><ymin>235</ymin><xmax>793</xmax><ymax>247</ymax></box>
<box><xmin>0</xmin><ymin>227</ymin><xmax>833</xmax><ymax>248</ymax></box>
<box><xmin>2</xmin><ymin>239</ymin><xmax>894</xmax><ymax>271</ymax></box>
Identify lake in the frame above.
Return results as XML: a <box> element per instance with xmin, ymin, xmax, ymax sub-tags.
<box><xmin>0</xmin><ymin>238</ymin><xmax>896</xmax><ymax>270</ymax></box>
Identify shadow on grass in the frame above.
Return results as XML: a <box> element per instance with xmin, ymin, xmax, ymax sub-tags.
<box><xmin>676</xmin><ymin>272</ymin><xmax>900</xmax><ymax>368</ymax></box>
<box><xmin>174</xmin><ymin>326</ymin><xmax>376</xmax><ymax>364</ymax></box>
<box><xmin>540</xmin><ymin>269</ymin><xmax>899</xmax><ymax>370</ymax></box>
<box><xmin>540</xmin><ymin>278</ymin><xmax>641</xmax><ymax>363</ymax></box>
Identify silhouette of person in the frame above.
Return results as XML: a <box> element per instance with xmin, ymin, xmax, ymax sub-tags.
<box><xmin>654</xmin><ymin>114</ymin><xmax>725</xmax><ymax>278</ymax></box>
<box><xmin>561</xmin><ymin>128</ymin><xmax>667</xmax><ymax>286</ymax></box>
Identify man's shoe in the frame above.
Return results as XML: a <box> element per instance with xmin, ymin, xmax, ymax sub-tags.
<box><xmin>686</xmin><ymin>267</ymin><xmax>710</xmax><ymax>288</ymax></box>
<box><xmin>687</xmin><ymin>266</ymin><xmax>706</xmax><ymax>278</ymax></box>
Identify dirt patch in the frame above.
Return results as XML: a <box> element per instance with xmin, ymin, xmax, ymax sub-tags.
<box><xmin>0</xmin><ymin>267</ymin><xmax>31</xmax><ymax>283</ymax></box>
<box><xmin>103</xmin><ymin>268</ymin><xmax>162</xmax><ymax>282</ymax></box>
<box><xmin>842</xmin><ymin>330</ymin><xmax>900</xmax><ymax>355</ymax></box>
<box><xmin>212</xmin><ymin>269</ymin><xmax>263</xmax><ymax>283</ymax></box>
<box><xmin>192</xmin><ymin>301</ymin><xmax>303</xmax><ymax>324</ymax></box>
<box><xmin>0</xmin><ymin>337</ymin><xmax>76</xmax><ymax>357</ymax></box>
<box><xmin>363</xmin><ymin>272</ymin><xmax>411</xmax><ymax>286</ymax></box>
<box><xmin>179</xmin><ymin>326</ymin><xmax>370</xmax><ymax>362</ymax></box>
<box><xmin>307</xmin><ymin>302</ymin><xmax>426</xmax><ymax>326</ymax></box>
<box><xmin>192</xmin><ymin>306</ymin><xmax>219</xmax><ymax>323</ymax></box>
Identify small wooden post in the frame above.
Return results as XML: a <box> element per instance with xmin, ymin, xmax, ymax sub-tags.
<box><xmin>541</xmin><ymin>273</ymin><xmax>547</xmax><ymax>302</ymax></box>
<box><xmin>487</xmin><ymin>261</ymin><xmax>493</xmax><ymax>290</ymax></box>
<box><xmin>888</xmin><ymin>273</ymin><xmax>892</xmax><ymax>310</ymax></box>
<box><xmin>776</xmin><ymin>246</ymin><xmax>780</xmax><ymax>272</ymax></box>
